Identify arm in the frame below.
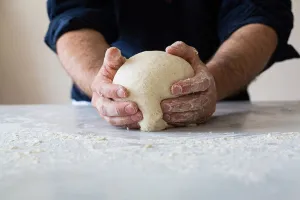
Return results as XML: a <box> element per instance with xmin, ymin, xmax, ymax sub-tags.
<box><xmin>208</xmin><ymin>0</ymin><xmax>299</xmax><ymax>101</ymax></box>
<box><xmin>44</xmin><ymin>0</ymin><xmax>118</xmax><ymax>97</ymax></box>
<box><xmin>45</xmin><ymin>0</ymin><xmax>142</xmax><ymax>128</ymax></box>
<box><xmin>207</xmin><ymin>24</ymin><xmax>277</xmax><ymax>101</ymax></box>
<box><xmin>160</xmin><ymin>0</ymin><xmax>299</xmax><ymax>126</ymax></box>
<box><xmin>56</xmin><ymin>29</ymin><xmax>109</xmax><ymax>97</ymax></box>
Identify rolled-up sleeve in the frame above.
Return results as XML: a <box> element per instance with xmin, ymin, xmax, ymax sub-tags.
<box><xmin>44</xmin><ymin>0</ymin><xmax>118</xmax><ymax>53</ymax></box>
<box><xmin>218</xmin><ymin>0</ymin><xmax>299</xmax><ymax>66</ymax></box>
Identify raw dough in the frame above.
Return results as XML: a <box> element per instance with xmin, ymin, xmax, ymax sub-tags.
<box><xmin>113</xmin><ymin>51</ymin><xmax>194</xmax><ymax>131</ymax></box>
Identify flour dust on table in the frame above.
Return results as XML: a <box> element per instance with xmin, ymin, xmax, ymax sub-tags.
<box><xmin>0</xmin><ymin>102</ymin><xmax>300</xmax><ymax>200</ymax></box>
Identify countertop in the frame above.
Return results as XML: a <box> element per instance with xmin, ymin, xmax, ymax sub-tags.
<box><xmin>0</xmin><ymin>102</ymin><xmax>300</xmax><ymax>200</ymax></box>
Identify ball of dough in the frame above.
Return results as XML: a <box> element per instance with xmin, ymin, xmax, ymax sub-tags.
<box><xmin>113</xmin><ymin>51</ymin><xmax>194</xmax><ymax>132</ymax></box>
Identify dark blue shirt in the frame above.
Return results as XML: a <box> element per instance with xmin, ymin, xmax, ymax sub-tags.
<box><xmin>45</xmin><ymin>0</ymin><xmax>299</xmax><ymax>101</ymax></box>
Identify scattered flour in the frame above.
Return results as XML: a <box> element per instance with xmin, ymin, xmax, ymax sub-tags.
<box><xmin>1</xmin><ymin>104</ymin><xmax>300</xmax><ymax>188</ymax></box>
<box><xmin>1</xmin><ymin>124</ymin><xmax>300</xmax><ymax>184</ymax></box>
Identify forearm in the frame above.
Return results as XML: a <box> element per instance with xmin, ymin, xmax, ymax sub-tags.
<box><xmin>207</xmin><ymin>24</ymin><xmax>278</xmax><ymax>101</ymax></box>
<box><xmin>56</xmin><ymin>29</ymin><xmax>110</xmax><ymax>97</ymax></box>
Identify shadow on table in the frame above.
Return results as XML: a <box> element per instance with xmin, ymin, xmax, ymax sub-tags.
<box><xmin>164</xmin><ymin>110</ymin><xmax>250</xmax><ymax>134</ymax></box>
<box><xmin>163</xmin><ymin>103</ymin><xmax>300</xmax><ymax>134</ymax></box>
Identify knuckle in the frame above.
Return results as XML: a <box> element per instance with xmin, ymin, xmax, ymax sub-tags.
<box><xmin>98</xmin><ymin>103</ymin><xmax>107</xmax><ymax>116</ymax></box>
<box><xmin>175</xmin><ymin>102</ymin><xmax>191</xmax><ymax>113</ymax></box>
<box><xmin>107</xmin><ymin>101</ymin><xmax>128</xmax><ymax>117</ymax></box>
<box><xmin>105</xmin><ymin>116</ymin><xmax>123</xmax><ymax>126</ymax></box>
<box><xmin>101</xmin><ymin>84</ymin><xmax>118</xmax><ymax>98</ymax></box>
<box><xmin>106</xmin><ymin>117</ymin><xmax>116</xmax><ymax>125</ymax></box>
<box><xmin>118</xmin><ymin>118</ymin><xmax>130</xmax><ymax>126</ymax></box>
<box><xmin>114</xmin><ymin>106</ymin><xmax>123</xmax><ymax>116</ymax></box>
<box><xmin>123</xmin><ymin>118</ymin><xmax>132</xmax><ymax>125</ymax></box>
<box><xmin>101</xmin><ymin>64</ymin><xmax>114</xmax><ymax>78</ymax></box>
<box><xmin>108</xmin><ymin>88</ymin><xmax>118</xmax><ymax>98</ymax></box>
<box><xmin>197</xmin><ymin>94</ymin><xmax>209</xmax><ymax>105</ymax></box>
<box><xmin>171</xmin><ymin>113</ymin><xmax>185</xmax><ymax>123</ymax></box>
<box><xmin>204</xmin><ymin>77</ymin><xmax>211</xmax><ymax>88</ymax></box>
<box><xmin>100</xmin><ymin>84</ymin><xmax>109</xmax><ymax>96</ymax></box>
<box><xmin>188</xmin><ymin>53</ymin><xmax>200</xmax><ymax>67</ymax></box>
<box><xmin>198</xmin><ymin>72</ymin><xmax>211</xmax><ymax>85</ymax></box>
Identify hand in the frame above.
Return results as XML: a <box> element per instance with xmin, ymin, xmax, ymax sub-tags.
<box><xmin>161</xmin><ymin>41</ymin><xmax>217</xmax><ymax>126</ymax></box>
<box><xmin>91</xmin><ymin>47</ymin><xmax>143</xmax><ymax>129</ymax></box>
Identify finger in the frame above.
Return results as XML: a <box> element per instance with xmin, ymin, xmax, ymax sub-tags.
<box><xmin>165</xmin><ymin>41</ymin><xmax>210</xmax><ymax>95</ymax></box>
<box><xmin>91</xmin><ymin>77</ymin><xmax>128</xmax><ymax>99</ymax></box>
<box><xmin>165</xmin><ymin>41</ymin><xmax>203</xmax><ymax>70</ymax></box>
<box><xmin>91</xmin><ymin>47</ymin><xmax>128</xmax><ymax>99</ymax></box>
<box><xmin>96</xmin><ymin>81</ymin><xmax>129</xmax><ymax>99</ymax></box>
<box><xmin>163</xmin><ymin>111</ymin><xmax>209</xmax><ymax>124</ymax></box>
<box><xmin>171</xmin><ymin>69</ymin><xmax>211</xmax><ymax>95</ymax></box>
<box><xmin>100</xmin><ymin>47</ymin><xmax>126</xmax><ymax>79</ymax></box>
<box><xmin>94</xmin><ymin>95</ymin><xmax>139</xmax><ymax>117</ymax></box>
<box><xmin>103</xmin><ymin>112</ymin><xmax>143</xmax><ymax>126</ymax></box>
<box><xmin>161</xmin><ymin>92</ymin><xmax>209</xmax><ymax>113</ymax></box>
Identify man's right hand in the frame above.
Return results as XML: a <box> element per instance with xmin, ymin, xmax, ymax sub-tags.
<box><xmin>91</xmin><ymin>47</ymin><xmax>143</xmax><ymax>129</ymax></box>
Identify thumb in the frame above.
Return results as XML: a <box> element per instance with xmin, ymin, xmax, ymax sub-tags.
<box><xmin>91</xmin><ymin>47</ymin><xmax>128</xmax><ymax>98</ymax></box>
<box><xmin>100</xmin><ymin>47</ymin><xmax>126</xmax><ymax>79</ymax></box>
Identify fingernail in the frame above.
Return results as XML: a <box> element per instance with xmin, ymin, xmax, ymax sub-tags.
<box><xmin>162</xmin><ymin>104</ymin><xmax>171</xmax><ymax>112</ymax></box>
<box><xmin>172</xmin><ymin>85</ymin><xmax>182</xmax><ymax>95</ymax></box>
<box><xmin>125</xmin><ymin>104</ymin><xmax>137</xmax><ymax>114</ymax></box>
<box><xmin>117</xmin><ymin>88</ymin><xmax>126</xmax><ymax>98</ymax></box>
<box><xmin>131</xmin><ymin>113</ymin><xmax>143</xmax><ymax>122</ymax></box>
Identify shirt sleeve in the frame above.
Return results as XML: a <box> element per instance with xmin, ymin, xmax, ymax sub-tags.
<box><xmin>218</xmin><ymin>0</ymin><xmax>299</xmax><ymax>67</ymax></box>
<box><xmin>44</xmin><ymin>0</ymin><xmax>118</xmax><ymax>53</ymax></box>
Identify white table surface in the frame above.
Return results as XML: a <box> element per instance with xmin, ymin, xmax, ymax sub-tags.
<box><xmin>0</xmin><ymin>102</ymin><xmax>300</xmax><ymax>200</ymax></box>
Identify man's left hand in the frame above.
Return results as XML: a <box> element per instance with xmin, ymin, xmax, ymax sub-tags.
<box><xmin>161</xmin><ymin>41</ymin><xmax>217</xmax><ymax>126</ymax></box>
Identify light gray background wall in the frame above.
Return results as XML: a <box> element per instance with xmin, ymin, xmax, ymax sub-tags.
<box><xmin>0</xmin><ymin>0</ymin><xmax>299</xmax><ymax>104</ymax></box>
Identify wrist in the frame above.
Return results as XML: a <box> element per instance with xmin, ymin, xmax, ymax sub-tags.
<box><xmin>206</xmin><ymin>58</ymin><xmax>231</xmax><ymax>101</ymax></box>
